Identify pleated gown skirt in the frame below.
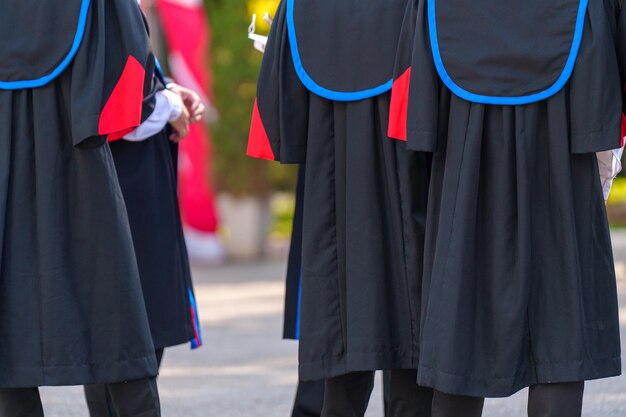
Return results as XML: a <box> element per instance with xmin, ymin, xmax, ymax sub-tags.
<box><xmin>409</xmin><ymin>0</ymin><xmax>623</xmax><ymax>396</ymax></box>
<box><xmin>298</xmin><ymin>93</ymin><xmax>430</xmax><ymax>381</ymax></box>
<box><xmin>0</xmin><ymin>81</ymin><xmax>157</xmax><ymax>388</ymax></box>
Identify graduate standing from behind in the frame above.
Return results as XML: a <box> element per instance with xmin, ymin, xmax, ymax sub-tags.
<box><xmin>389</xmin><ymin>0</ymin><xmax>624</xmax><ymax>415</ymax></box>
<box><xmin>0</xmin><ymin>0</ymin><xmax>165</xmax><ymax>415</ymax></box>
<box><xmin>247</xmin><ymin>1</ymin><xmax>433</xmax><ymax>415</ymax></box>
<box><xmin>248</xmin><ymin>22</ymin><xmax>399</xmax><ymax>416</ymax></box>
<box><xmin>83</xmin><ymin>61</ymin><xmax>206</xmax><ymax>417</ymax></box>
<box><xmin>283</xmin><ymin>170</ymin><xmax>406</xmax><ymax>417</ymax></box>
<box><xmin>249</xmin><ymin>22</ymin><xmax>325</xmax><ymax>416</ymax></box>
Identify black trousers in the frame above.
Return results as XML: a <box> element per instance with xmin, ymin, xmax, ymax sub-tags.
<box><xmin>431</xmin><ymin>382</ymin><xmax>585</xmax><ymax>417</ymax></box>
<box><xmin>0</xmin><ymin>377</ymin><xmax>160</xmax><ymax>417</ymax></box>
<box><xmin>292</xmin><ymin>379</ymin><xmax>326</xmax><ymax>417</ymax></box>
<box><xmin>84</xmin><ymin>349</ymin><xmax>165</xmax><ymax>417</ymax></box>
<box><xmin>320</xmin><ymin>370</ymin><xmax>433</xmax><ymax>417</ymax></box>
<box><xmin>292</xmin><ymin>371</ymin><xmax>418</xmax><ymax>417</ymax></box>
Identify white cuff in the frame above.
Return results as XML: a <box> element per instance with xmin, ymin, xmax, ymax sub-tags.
<box><xmin>597</xmin><ymin>146</ymin><xmax>624</xmax><ymax>202</ymax></box>
<box><xmin>163</xmin><ymin>89</ymin><xmax>183</xmax><ymax>122</ymax></box>
<box><xmin>123</xmin><ymin>90</ymin><xmax>183</xmax><ymax>142</ymax></box>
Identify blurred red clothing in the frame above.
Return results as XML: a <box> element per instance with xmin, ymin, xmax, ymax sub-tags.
<box><xmin>156</xmin><ymin>0</ymin><xmax>219</xmax><ymax>234</ymax></box>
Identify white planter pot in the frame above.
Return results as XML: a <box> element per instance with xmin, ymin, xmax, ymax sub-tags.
<box><xmin>217</xmin><ymin>193</ymin><xmax>271</xmax><ymax>260</ymax></box>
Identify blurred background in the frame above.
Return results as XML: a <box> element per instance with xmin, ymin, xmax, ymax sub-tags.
<box><xmin>143</xmin><ymin>0</ymin><xmax>295</xmax><ymax>265</ymax></box>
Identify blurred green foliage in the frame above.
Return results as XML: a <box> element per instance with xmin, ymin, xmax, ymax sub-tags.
<box><xmin>608</xmin><ymin>177</ymin><xmax>626</xmax><ymax>205</ymax></box>
<box><xmin>206</xmin><ymin>0</ymin><xmax>296</xmax><ymax>196</ymax></box>
<box><xmin>271</xmin><ymin>192</ymin><xmax>296</xmax><ymax>239</ymax></box>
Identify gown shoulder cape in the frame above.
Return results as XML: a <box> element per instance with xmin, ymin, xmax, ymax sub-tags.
<box><xmin>0</xmin><ymin>0</ymin><xmax>89</xmax><ymax>89</ymax></box>
<box><xmin>286</xmin><ymin>0</ymin><xmax>407</xmax><ymax>101</ymax></box>
<box><xmin>0</xmin><ymin>0</ymin><xmax>160</xmax><ymax>387</ymax></box>
<box><xmin>428</xmin><ymin>0</ymin><xmax>588</xmax><ymax>105</ymax></box>
<box><xmin>390</xmin><ymin>0</ymin><xmax>623</xmax><ymax>153</ymax></box>
<box><xmin>248</xmin><ymin>0</ymin><xmax>409</xmax><ymax>162</ymax></box>
<box><xmin>0</xmin><ymin>0</ymin><xmax>156</xmax><ymax>141</ymax></box>
<box><xmin>248</xmin><ymin>0</ymin><xmax>431</xmax><ymax>381</ymax></box>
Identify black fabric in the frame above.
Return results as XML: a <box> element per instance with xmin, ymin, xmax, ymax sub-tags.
<box><xmin>394</xmin><ymin>0</ymin><xmax>623</xmax><ymax>398</ymax></box>
<box><xmin>110</xmin><ymin>129</ymin><xmax>195</xmax><ymax>350</ymax></box>
<box><xmin>155</xmin><ymin>349</ymin><xmax>165</xmax><ymax>369</ymax></box>
<box><xmin>4</xmin><ymin>378</ymin><xmax>160</xmax><ymax>417</ymax></box>
<box><xmin>298</xmin><ymin>98</ymin><xmax>429</xmax><ymax>379</ymax></box>
<box><xmin>85</xmin><ymin>384</ymin><xmax>118</xmax><ymax>417</ymax></box>
<box><xmin>291</xmin><ymin>0</ymin><xmax>406</xmax><ymax>94</ymax></box>
<box><xmin>402</xmin><ymin>0</ymin><xmax>623</xmax><ymax>154</ymax></box>
<box><xmin>291</xmin><ymin>379</ymin><xmax>325</xmax><ymax>417</ymax></box>
<box><xmin>619</xmin><ymin>0</ymin><xmax>626</xmax><ymax>114</ymax></box>
<box><xmin>385</xmin><ymin>370</ymin><xmax>432</xmax><ymax>417</ymax></box>
<box><xmin>83</xmin><ymin>378</ymin><xmax>161</xmax><ymax>417</ymax></box>
<box><xmin>0</xmin><ymin>0</ymin><xmax>158</xmax><ymax>388</ymax></box>
<box><xmin>65</xmin><ymin>0</ymin><xmax>155</xmax><ymax>147</ymax></box>
<box><xmin>106</xmin><ymin>378</ymin><xmax>161</xmax><ymax>417</ymax></box>
<box><xmin>431</xmin><ymin>391</ymin><xmax>484</xmax><ymax>417</ymax></box>
<box><xmin>84</xmin><ymin>350</ymin><xmax>165</xmax><ymax>417</ymax></box>
<box><xmin>433</xmin><ymin>0</ymin><xmax>584</xmax><ymax>98</ymax></box>
<box><xmin>289</xmin><ymin>372</ymin><xmax>407</xmax><ymax>417</ymax></box>
<box><xmin>284</xmin><ymin>166</ymin><xmax>306</xmax><ymax>340</ymax></box>
<box><xmin>255</xmin><ymin>0</ymin><xmax>309</xmax><ymax>164</ymax></box>
<box><xmin>320</xmin><ymin>371</ymin><xmax>431</xmax><ymax>417</ymax></box>
<box><xmin>0</xmin><ymin>0</ymin><xmax>85</xmax><ymax>83</ymax></box>
<box><xmin>527</xmin><ymin>382</ymin><xmax>585</xmax><ymax>417</ymax></box>
<box><xmin>430</xmin><ymin>382</ymin><xmax>585</xmax><ymax>417</ymax></box>
<box><xmin>383</xmin><ymin>371</ymin><xmax>391</xmax><ymax>416</ymax></box>
<box><xmin>321</xmin><ymin>372</ymin><xmax>375</xmax><ymax>417</ymax></box>
<box><xmin>98</xmin><ymin>5</ymin><xmax>156</xmax><ymax>132</ymax></box>
<box><xmin>256</xmin><ymin>1</ymin><xmax>430</xmax><ymax>381</ymax></box>
<box><xmin>0</xmin><ymin>387</ymin><xmax>44</xmax><ymax>417</ymax></box>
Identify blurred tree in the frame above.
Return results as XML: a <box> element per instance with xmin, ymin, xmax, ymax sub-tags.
<box><xmin>206</xmin><ymin>0</ymin><xmax>296</xmax><ymax>196</ymax></box>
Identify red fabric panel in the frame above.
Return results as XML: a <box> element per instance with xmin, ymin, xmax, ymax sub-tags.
<box><xmin>388</xmin><ymin>67</ymin><xmax>411</xmax><ymax>142</ymax></box>
<box><xmin>247</xmin><ymin>99</ymin><xmax>276</xmax><ymax>160</ymax></box>
<box><xmin>107</xmin><ymin>128</ymin><xmax>135</xmax><ymax>142</ymax></box>
<box><xmin>99</xmin><ymin>56</ymin><xmax>145</xmax><ymax>140</ymax></box>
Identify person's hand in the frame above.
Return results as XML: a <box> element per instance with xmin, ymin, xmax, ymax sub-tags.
<box><xmin>169</xmin><ymin>104</ymin><xmax>190</xmax><ymax>143</ymax></box>
<box><xmin>168</xmin><ymin>84</ymin><xmax>205</xmax><ymax>123</ymax></box>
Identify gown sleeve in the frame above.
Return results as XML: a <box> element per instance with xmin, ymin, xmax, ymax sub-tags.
<box><xmin>247</xmin><ymin>0</ymin><xmax>310</xmax><ymax>164</ymax></box>
<box><xmin>388</xmin><ymin>0</ymin><xmax>417</xmax><ymax>143</ymax></box>
<box><xmin>122</xmin><ymin>85</ymin><xmax>181</xmax><ymax>142</ymax></box>
<box><xmin>597</xmin><ymin>146</ymin><xmax>624</xmax><ymax>201</ymax></box>
<box><xmin>596</xmin><ymin>0</ymin><xmax>626</xmax><ymax>201</ymax></box>
<box><xmin>69</xmin><ymin>0</ymin><xmax>156</xmax><ymax>147</ymax></box>
<box><xmin>618</xmin><ymin>0</ymin><xmax>626</xmax><ymax>113</ymax></box>
<box><xmin>388</xmin><ymin>0</ymin><xmax>441</xmax><ymax>152</ymax></box>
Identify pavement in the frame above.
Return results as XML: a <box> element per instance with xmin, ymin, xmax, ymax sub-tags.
<box><xmin>40</xmin><ymin>232</ymin><xmax>626</xmax><ymax>416</ymax></box>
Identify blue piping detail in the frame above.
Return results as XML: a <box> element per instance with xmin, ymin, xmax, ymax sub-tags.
<box><xmin>155</xmin><ymin>58</ymin><xmax>166</xmax><ymax>85</ymax></box>
<box><xmin>0</xmin><ymin>0</ymin><xmax>91</xmax><ymax>90</ymax></box>
<box><xmin>286</xmin><ymin>0</ymin><xmax>392</xmax><ymax>101</ymax></box>
<box><xmin>294</xmin><ymin>269</ymin><xmax>302</xmax><ymax>340</ymax></box>
<box><xmin>188</xmin><ymin>288</ymin><xmax>203</xmax><ymax>349</ymax></box>
<box><xmin>428</xmin><ymin>0</ymin><xmax>588</xmax><ymax>105</ymax></box>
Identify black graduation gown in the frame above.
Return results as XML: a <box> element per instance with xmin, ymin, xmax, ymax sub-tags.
<box><xmin>109</xmin><ymin>90</ymin><xmax>202</xmax><ymax>350</ymax></box>
<box><xmin>0</xmin><ymin>0</ymin><xmax>159</xmax><ymax>387</ymax></box>
<box><xmin>248</xmin><ymin>0</ymin><xmax>430</xmax><ymax>381</ymax></box>
<box><xmin>390</xmin><ymin>0</ymin><xmax>623</xmax><ymax>397</ymax></box>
